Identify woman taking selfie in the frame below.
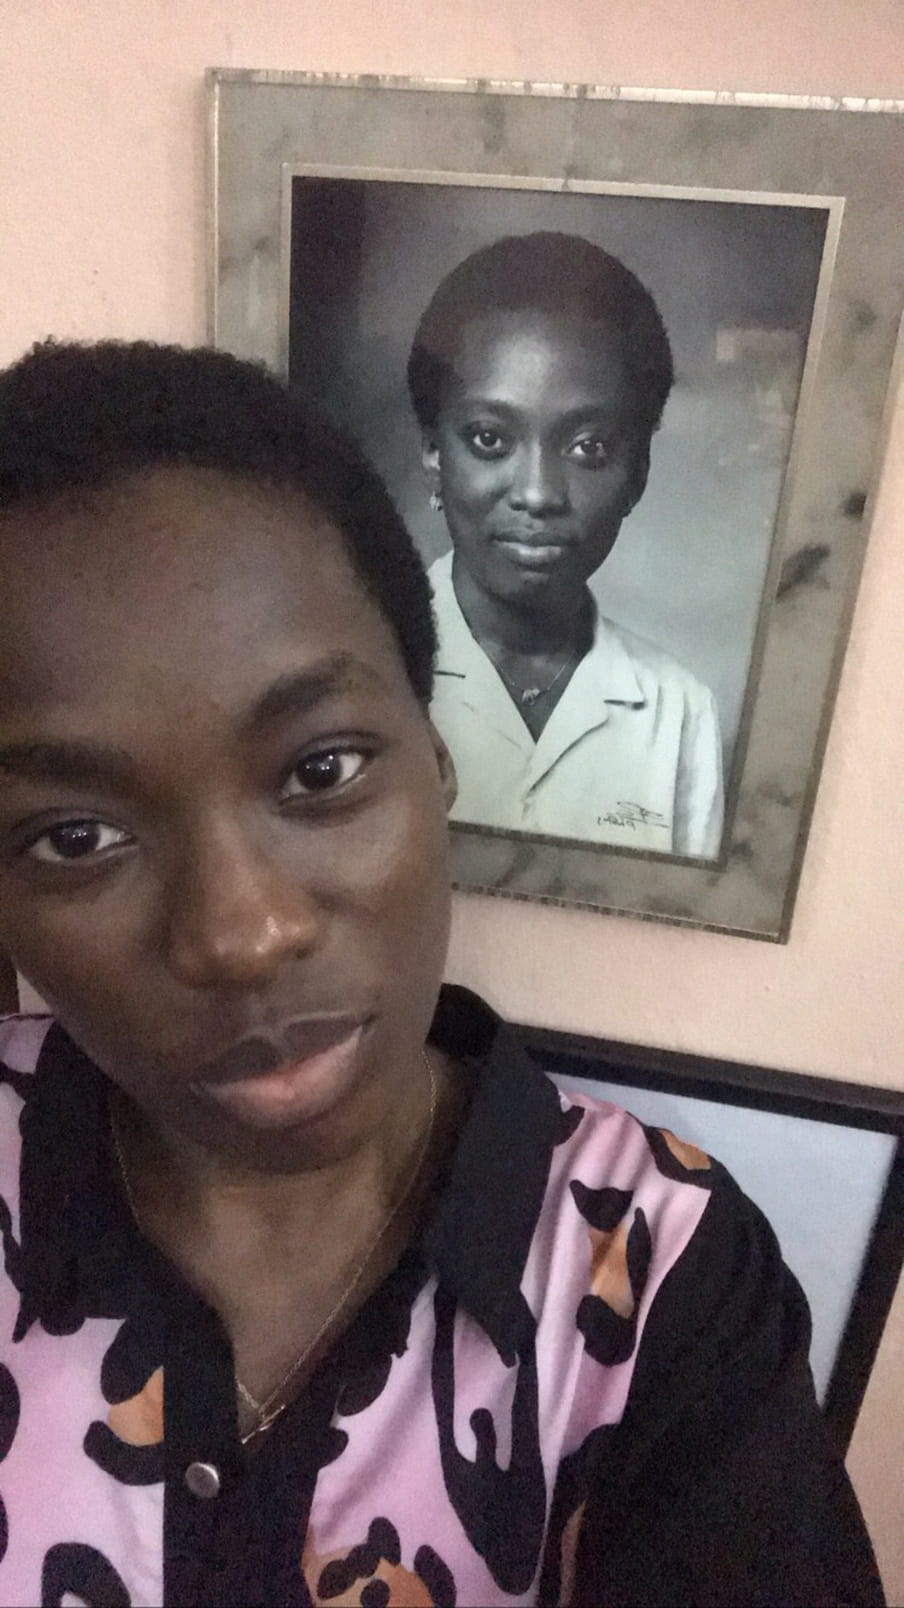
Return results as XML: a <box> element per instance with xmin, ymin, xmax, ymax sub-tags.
<box><xmin>408</xmin><ymin>231</ymin><xmax>724</xmax><ymax>858</ymax></box>
<box><xmin>0</xmin><ymin>340</ymin><xmax>881</xmax><ymax>1604</ymax></box>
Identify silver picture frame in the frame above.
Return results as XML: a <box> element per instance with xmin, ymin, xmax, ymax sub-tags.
<box><xmin>209</xmin><ymin>70</ymin><xmax>904</xmax><ymax>941</ymax></box>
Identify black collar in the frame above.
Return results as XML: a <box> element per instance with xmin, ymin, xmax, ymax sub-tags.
<box><xmin>424</xmin><ymin>987</ymin><xmax>579</xmax><ymax>1361</ymax></box>
<box><xmin>9</xmin><ymin>986</ymin><xmax>574</xmax><ymax>1362</ymax></box>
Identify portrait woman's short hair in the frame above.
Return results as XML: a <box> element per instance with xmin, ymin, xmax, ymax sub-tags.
<box><xmin>0</xmin><ymin>339</ymin><xmax>437</xmax><ymax>704</ymax></box>
<box><xmin>407</xmin><ymin>230</ymin><xmax>674</xmax><ymax>443</ymax></box>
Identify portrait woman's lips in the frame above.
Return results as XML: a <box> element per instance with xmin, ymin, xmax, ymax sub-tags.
<box><xmin>189</xmin><ymin>1017</ymin><xmax>369</xmax><ymax>1130</ymax></box>
<box><xmin>493</xmin><ymin>534</ymin><xmax>571</xmax><ymax>570</ymax></box>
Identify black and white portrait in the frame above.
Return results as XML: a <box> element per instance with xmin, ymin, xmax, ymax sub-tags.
<box><xmin>288</xmin><ymin>176</ymin><xmax>828</xmax><ymax>862</ymax></box>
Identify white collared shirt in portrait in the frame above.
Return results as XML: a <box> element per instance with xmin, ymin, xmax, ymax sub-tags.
<box><xmin>428</xmin><ymin>552</ymin><xmax>724</xmax><ymax>859</ymax></box>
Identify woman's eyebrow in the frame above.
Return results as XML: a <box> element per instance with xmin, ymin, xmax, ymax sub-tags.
<box><xmin>0</xmin><ymin>659</ymin><xmax>390</xmax><ymax>790</ymax></box>
<box><xmin>453</xmin><ymin>398</ymin><xmax>626</xmax><ymax>426</ymax></box>
<box><xmin>244</xmin><ymin>653</ymin><xmax>389</xmax><ymax>733</ymax></box>
<box><xmin>0</xmin><ymin>740</ymin><xmax>138</xmax><ymax>792</ymax></box>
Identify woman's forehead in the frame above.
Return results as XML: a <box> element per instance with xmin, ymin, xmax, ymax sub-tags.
<box><xmin>0</xmin><ymin>467</ymin><xmax>399</xmax><ymax>716</ymax></box>
<box><xmin>444</xmin><ymin>308</ymin><xmax>634</xmax><ymax>411</ymax></box>
<box><xmin>2</xmin><ymin>465</ymin><xmax>336</xmax><ymax>581</ymax></box>
<box><xmin>458</xmin><ymin>303</ymin><xmax>619</xmax><ymax>346</ymax></box>
<box><xmin>1</xmin><ymin>466</ymin><xmax>361</xmax><ymax>612</ymax></box>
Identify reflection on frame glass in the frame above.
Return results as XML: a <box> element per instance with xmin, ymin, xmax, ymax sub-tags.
<box><xmin>210</xmin><ymin>73</ymin><xmax>904</xmax><ymax>938</ymax></box>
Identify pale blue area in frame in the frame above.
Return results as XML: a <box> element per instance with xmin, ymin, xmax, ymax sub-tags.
<box><xmin>547</xmin><ymin>1071</ymin><xmax>897</xmax><ymax>1403</ymax></box>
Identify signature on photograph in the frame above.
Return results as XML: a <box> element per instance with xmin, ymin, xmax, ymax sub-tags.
<box><xmin>599</xmin><ymin>803</ymin><xmax>669</xmax><ymax>832</ymax></box>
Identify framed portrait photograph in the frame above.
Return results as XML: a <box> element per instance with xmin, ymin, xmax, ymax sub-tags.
<box><xmin>210</xmin><ymin>72</ymin><xmax>904</xmax><ymax>940</ymax></box>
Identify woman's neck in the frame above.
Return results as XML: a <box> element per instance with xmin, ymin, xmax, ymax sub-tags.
<box><xmin>108</xmin><ymin>1052</ymin><xmax>441</xmax><ymax>1251</ymax></box>
<box><xmin>451</xmin><ymin>555</ymin><xmax>593</xmax><ymax>660</ymax></box>
<box><xmin>108</xmin><ymin>1054</ymin><xmax>470</xmax><ymax>1424</ymax></box>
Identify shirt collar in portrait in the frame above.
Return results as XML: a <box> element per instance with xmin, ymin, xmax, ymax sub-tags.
<box><xmin>430</xmin><ymin>549</ymin><xmax>647</xmax><ymax>717</ymax></box>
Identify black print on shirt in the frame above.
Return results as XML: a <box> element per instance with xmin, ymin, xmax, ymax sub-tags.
<box><xmin>643</xmin><ymin>1124</ymin><xmax>714</xmax><ymax>1187</ymax></box>
<box><xmin>0</xmin><ymin>1361</ymin><xmax>19</xmax><ymax>1564</ymax></box>
<box><xmin>571</xmin><ymin>1179</ymin><xmax>652</xmax><ymax>1366</ymax></box>
<box><xmin>41</xmin><ymin>1541</ymin><xmax>131</xmax><ymax>1607</ymax></box>
<box><xmin>0</xmin><ymin>1361</ymin><xmax>20</xmax><ymax>1463</ymax></box>
<box><xmin>0</xmin><ymin>1190</ymin><xmax>23</xmax><ymax>1299</ymax></box>
<box><xmin>85</xmin><ymin>1318</ymin><xmax>164</xmax><ymax>1486</ymax></box>
<box><xmin>539</xmin><ymin>1421</ymin><xmax>617</xmax><ymax>1606</ymax></box>
<box><xmin>431</xmin><ymin>1284</ymin><xmax>546</xmax><ymax>1595</ymax></box>
<box><xmin>335</xmin><ymin>1267</ymin><xmax>418</xmax><ymax>1419</ymax></box>
<box><xmin>303</xmin><ymin>1515</ymin><xmax>456</xmax><ymax>1606</ymax></box>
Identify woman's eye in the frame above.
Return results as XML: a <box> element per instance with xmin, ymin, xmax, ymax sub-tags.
<box><xmin>568</xmin><ymin>435</ymin><xmax>610</xmax><ymax>465</ymax></box>
<box><xmin>281</xmin><ymin>748</ymin><xmax>369</xmax><ymax>799</ymax></box>
<box><xmin>464</xmin><ymin>425</ymin><xmax>508</xmax><ymax>458</ymax></box>
<box><xmin>24</xmin><ymin>820</ymin><xmax>131</xmax><ymax>865</ymax></box>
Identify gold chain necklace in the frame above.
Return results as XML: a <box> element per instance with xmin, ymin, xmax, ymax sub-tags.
<box><xmin>108</xmin><ymin>1050</ymin><xmax>437</xmax><ymax>1446</ymax></box>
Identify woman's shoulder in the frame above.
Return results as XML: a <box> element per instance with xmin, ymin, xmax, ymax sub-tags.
<box><xmin>542</xmin><ymin>1080</ymin><xmax>717</xmax><ymax>1226</ymax></box>
<box><xmin>528</xmin><ymin>1080</ymin><xmax>720</xmax><ymax>1315</ymax></box>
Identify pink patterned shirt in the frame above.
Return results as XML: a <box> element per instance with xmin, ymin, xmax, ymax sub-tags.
<box><xmin>0</xmin><ymin>988</ymin><xmax>881</xmax><ymax>1605</ymax></box>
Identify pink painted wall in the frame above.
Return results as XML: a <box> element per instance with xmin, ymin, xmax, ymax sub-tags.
<box><xmin>2</xmin><ymin>0</ymin><xmax>902</xmax><ymax>1592</ymax></box>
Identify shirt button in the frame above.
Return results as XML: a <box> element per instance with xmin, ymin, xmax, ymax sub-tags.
<box><xmin>184</xmin><ymin>1461</ymin><xmax>221</xmax><ymax>1499</ymax></box>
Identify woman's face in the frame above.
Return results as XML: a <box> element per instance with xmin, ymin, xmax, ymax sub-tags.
<box><xmin>0</xmin><ymin>468</ymin><xmax>455</xmax><ymax>1168</ymax></box>
<box><xmin>423</xmin><ymin>308</ymin><xmax>650</xmax><ymax>607</ymax></box>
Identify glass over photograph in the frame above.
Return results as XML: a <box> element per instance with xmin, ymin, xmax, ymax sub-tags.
<box><xmin>288</xmin><ymin>175</ymin><xmax>829</xmax><ymax>862</ymax></box>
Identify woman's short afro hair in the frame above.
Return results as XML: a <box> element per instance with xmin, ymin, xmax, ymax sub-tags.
<box><xmin>0</xmin><ymin>338</ymin><xmax>437</xmax><ymax>704</ymax></box>
<box><xmin>407</xmin><ymin>231</ymin><xmax>674</xmax><ymax>443</ymax></box>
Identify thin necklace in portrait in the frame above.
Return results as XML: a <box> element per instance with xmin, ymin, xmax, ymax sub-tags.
<box><xmin>108</xmin><ymin>1050</ymin><xmax>438</xmax><ymax>1446</ymax></box>
<box><xmin>491</xmin><ymin>654</ymin><xmax>572</xmax><ymax>708</ymax></box>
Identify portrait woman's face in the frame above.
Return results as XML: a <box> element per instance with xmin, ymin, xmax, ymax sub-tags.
<box><xmin>422</xmin><ymin>308</ymin><xmax>650</xmax><ymax>608</ymax></box>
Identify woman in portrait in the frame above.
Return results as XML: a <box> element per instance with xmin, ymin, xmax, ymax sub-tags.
<box><xmin>407</xmin><ymin>231</ymin><xmax>724</xmax><ymax>858</ymax></box>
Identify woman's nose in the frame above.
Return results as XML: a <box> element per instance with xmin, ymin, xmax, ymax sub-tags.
<box><xmin>162</xmin><ymin>823</ymin><xmax>320</xmax><ymax>990</ymax></box>
<box><xmin>507</xmin><ymin>442</ymin><xmax>568</xmax><ymax>516</ymax></box>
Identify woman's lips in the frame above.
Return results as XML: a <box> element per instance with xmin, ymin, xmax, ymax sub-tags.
<box><xmin>189</xmin><ymin>1023</ymin><xmax>367</xmax><ymax>1129</ymax></box>
<box><xmin>493</xmin><ymin>536</ymin><xmax>570</xmax><ymax>568</ymax></box>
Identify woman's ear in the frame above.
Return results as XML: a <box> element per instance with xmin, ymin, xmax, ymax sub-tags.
<box><xmin>429</xmin><ymin>721</ymin><xmax>457</xmax><ymax>811</ymax></box>
<box><xmin>421</xmin><ymin>434</ymin><xmax>444</xmax><ymax>512</ymax></box>
<box><xmin>421</xmin><ymin>431</ymin><xmax>441</xmax><ymax>480</ymax></box>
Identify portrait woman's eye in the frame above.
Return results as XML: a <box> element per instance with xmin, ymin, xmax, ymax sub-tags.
<box><xmin>280</xmin><ymin>746</ymin><xmax>371</xmax><ymax>800</ymax></box>
<box><xmin>23</xmin><ymin>820</ymin><xmax>132</xmax><ymax>865</ymax></box>
<box><xmin>461</xmin><ymin>423</ymin><xmax>509</xmax><ymax>459</ymax></box>
<box><xmin>567</xmin><ymin>433</ymin><xmax>611</xmax><ymax>466</ymax></box>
